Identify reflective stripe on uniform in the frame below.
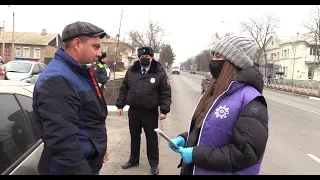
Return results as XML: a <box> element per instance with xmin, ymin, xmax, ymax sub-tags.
<box><xmin>94</xmin><ymin>62</ymin><xmax>104</xmax><ymax>68</ymax></box>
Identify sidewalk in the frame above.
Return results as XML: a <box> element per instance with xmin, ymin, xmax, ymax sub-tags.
<box><xmin>265</xmin><ymin>83</ymin><xmax>318</xmax><ymax>97</ymax></box>
<box><xmin>110</xmin><ymin>71</ymin><xmax>126</xmax><ymax>80</ymax></box>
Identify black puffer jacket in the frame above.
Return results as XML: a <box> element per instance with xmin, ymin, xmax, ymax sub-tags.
<box><xmin>178</xmin><ymin>65</ymin><xmax>268</xmax><ymax>175</ymax></box>
<box><xmin>116</xmin><ymin>60</ymin><xmax>172</xmax><ymax>114</ymax></box>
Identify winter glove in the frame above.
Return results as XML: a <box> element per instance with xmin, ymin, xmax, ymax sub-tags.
<box><xmin>177</xmin><ymin>147</ymin><xmax>194</xmax><ymax>164</ymax></box>
<box><xmin>168</xmin><ymin>136</ymin><xmax>185</xmax><ymax>152</ymax></box>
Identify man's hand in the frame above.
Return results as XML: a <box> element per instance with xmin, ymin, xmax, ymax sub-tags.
<box><xmin>160</xmin><ymin>113</ymin><xmax>166</xmax><ymax>120</ymax></box>
<box><xmin>103</xmin><ymin>151</ymin><xmax>109</xmax><ymax>163</ymax></box>
<box><xmin>117</xmin><ymin>109</ymin><xmax>123</xmax><ymax>116</ymax></box>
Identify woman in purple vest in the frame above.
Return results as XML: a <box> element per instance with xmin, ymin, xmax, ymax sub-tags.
<box><xmin>169</xmin><ymin>35</ymin><xmax>269</xmax><ymax>175</ymax></box>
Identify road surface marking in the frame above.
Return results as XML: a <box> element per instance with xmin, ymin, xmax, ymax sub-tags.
<box><xmin>107</xmin><ymin>105</ymin><xmax>129</xmax><ymax>112</ymax></box>
<box><xmin>306</xmin><ymin>154</ymin><xmax>320</xmax><ymax>164</ymax></box>
<box><xmin>309</xmin><ymin>96</ymin><xmax>320</xmax><ymax>101</ymax></box>
<box><xmin>265</xmin><ymin>97</ymin><xmax>320</xmax><ymax>115</ymax></box>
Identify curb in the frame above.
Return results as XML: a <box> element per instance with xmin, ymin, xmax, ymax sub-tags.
<box><xmin>264</xmin><ymin>87</ymin><xmax>320</xmax><ymax>100</ymax></box>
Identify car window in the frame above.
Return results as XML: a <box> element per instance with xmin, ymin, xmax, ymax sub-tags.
<box><xmin>6</xmin><ymin>62</ymin><xmax>32</xmax><ymax>73</ymax></box>
<box><xmin>0</xmin><ymin>94</ymin><xmax>35</xmax><ymax>174</ymax></box>
<box><xmin>38</xmin><ymin>63</ymin><xmax>46</xmax><ymax>72</ymax></box>
<box><xmin>32</xmin><ymin>64</ymin><xmax>40</xmax><ymax>74</ymax></box>
<box><xmin>15</xmin><ymin>95</ymin><xmax>41</xmax><ymax>141</ymax></box>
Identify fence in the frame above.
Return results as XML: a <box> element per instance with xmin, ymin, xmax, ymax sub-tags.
<box><xmin>183</xmin><ymin>70</ymin><xmax>320</xmax><ymax>97</ymax></box>
<box><xmin>264</xmin><ymin>78</ymin><xmax>320</xmax><ymax>97</ymax></box>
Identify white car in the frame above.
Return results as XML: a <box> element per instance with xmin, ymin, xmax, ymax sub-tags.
<box><xmin>172</xmin><ymin>65</ymin><xmax>180</xmax><ymax>75</ymax></box>
<box><xmin>0</xmin><ymin>80</ymin><xmax>42</xmax><ymax>175</ymax></box>
<box><xmin>4</xmin><ymin>59</ymin><xmax>46</xmax><ymax>83</ymax></box>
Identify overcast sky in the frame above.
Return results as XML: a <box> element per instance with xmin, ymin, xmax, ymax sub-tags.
<box><xmin>0</xmin><ymin>5</ymin><xmax>316</xmax><ymax>63</ymax></box>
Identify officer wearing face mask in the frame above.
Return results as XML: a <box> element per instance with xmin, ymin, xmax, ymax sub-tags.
<box><xmin>115</xmin><ymin>46</ymin><xmax>172</xmax><ymax>175</ymax></box>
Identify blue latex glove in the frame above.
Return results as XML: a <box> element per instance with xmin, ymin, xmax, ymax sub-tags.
<box><xmin>177</xmin><ymin>147</ymin><xmax>194</xmax><ymax>164</ymax></box>
<box><xmin>168</xmin><ymin>136</ymin><xmax>185</xmax><ymax>152</ymax></box>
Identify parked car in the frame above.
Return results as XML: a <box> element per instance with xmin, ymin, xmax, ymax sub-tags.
<box><xmin>201</xmin><ymin>72</ymin><xmax>212</xmax><ymax>94</ymax></box>
<box><xmin>4</xmin><ymin>58</ymin><xmax>46</xmax><ymax>83</ymax></box>
<box><xmin>0</xmin><ymin>80</ymin><xmax>42</xmax><ymax>175</ymax></box>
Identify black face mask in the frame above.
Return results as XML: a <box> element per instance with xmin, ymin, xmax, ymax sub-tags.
<box><xmin>209</xmin><ymin>60</ymin><xmax>225</xmax><ymax>79</ymax></box>
<box><xmin>140</xmin><ymin>58</ymin><xmax>151</xmax><ymax>67</ymax></box>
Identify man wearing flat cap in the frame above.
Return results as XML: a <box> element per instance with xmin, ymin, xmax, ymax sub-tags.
<box><xmin>33</xmin><ymin>21</ymin><xmax>109</xmax><ymax>175</ymax></box>
<box><xmin>116</xmin><ymin>46</ymin><xmax>172</xmax><ymax>175</ymax></box>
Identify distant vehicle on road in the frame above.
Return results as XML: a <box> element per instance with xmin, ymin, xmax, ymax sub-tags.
<box><xmin>190</xmin><ymin>64</ymin><xmax>197</xmax><ymax>74</ymax></box>
<box><xmin>0</xmin><ymin>80</ymin><xmax>42</xmax><ymax>175</ymax></box>
<box><xmin>201</xmin><ymin>72</ymin><xmax>212</xmax><ymax>93</ymax></box>
<box><xmin>172</xmin><ymin>64</ymin><xmax>180</xmax><ymax>74</ymax></box>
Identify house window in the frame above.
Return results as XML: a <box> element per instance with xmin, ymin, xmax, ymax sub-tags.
<box><xmin>4</xmin><ymin>48</ymin><xmax>10</xmax><ymax>56</ymax></box>
<box><xmin>15</xmin><ymin>47</ymin><xmax>21</xmax><ymax>57</ymax></box>
<box><xmin>34</xmin><ymin>48</ymin><xmax>41</xmax><ymax>58</ymax></box>
<box><xmin>283</xmin><ymin>66</ymin><xmax>287</xmax><ymax>76</ymax></box>
<box><xmin>308</xmin><ymin>66</ymin><xmax>314</xmax><ymax>79</ymax></box>
<box><xmin>23</xmin><ymin>47</ymin><xmax>30</xmax><ymax>58</ymax></box>
<box><xmin>309</xmin><ymin>46</ymin><xmax>320</xmax><ymax>56</ymax></box>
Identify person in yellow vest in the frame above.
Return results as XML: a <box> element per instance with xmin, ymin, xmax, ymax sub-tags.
<box><xmin>93</xmin><ymin>52</ymin><xmax>109</xmax><ymax>93</ymax></box>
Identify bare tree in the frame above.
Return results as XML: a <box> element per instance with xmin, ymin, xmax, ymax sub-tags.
<box><xmin>290</xmin><ymin>36</ymin><xmax>299</xmax><ymax>81</ymax></box>
<box><xmin>209</xmin><ymin>32</ymin><xmax>233</xmax><ymax>46</ymax></box>
<box><xmin>301</xmin><ymin>5</ymin><xmax>320</xmax><ymax>79</ymax></box>
<box><xmin>128</xmin><ymin>21</ymin><xmax>165</xmax><ymax>53</ymax></box>
<box><xmin>241</xmin><ymin>14</ymin><xmax>279</xmax><ymax>77</ymax></box>
<box><xmin>181</xmin><ymin>57</ymin><xmax>193</xmax><ymax>70</ymax></box>
<box><xmin>194</xmin><ymin>50</ymin><xmax>211</xmax><ymax>71</ymax></box>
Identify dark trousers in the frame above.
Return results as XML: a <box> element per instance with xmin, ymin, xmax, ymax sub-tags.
<box><xmin>100</xmin><ymin>83</ymin><xmax>105</xmax><ymax>93</ymax></box>
<box><xmin>128</xmin><ymin>107</ymin><xmax>159</xmax><ymax>167</ymax></box>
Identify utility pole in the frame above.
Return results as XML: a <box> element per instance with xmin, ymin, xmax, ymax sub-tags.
<box><xmin>1</xmin><ymin>21</ymin><xmax>5</xmax><ymax>60</ymax></box>
<box><xmin>114</xmin><ymin>5</ymin><xmax>124</xmax><ymax>79</ymax></box>
<box><xmin>148</xmin><ymin>5</ymin><xmax>151</xmax><ymax>23</ymax></box>
<box><xmin>11</xmin><ymin>11</ymin><xmax>15</xmax><ymax>59</ymax></box>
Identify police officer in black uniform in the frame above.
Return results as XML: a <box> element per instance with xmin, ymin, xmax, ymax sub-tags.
<box><xmin>116</xmin><ymin>46</ymin><xmax>172</xmax><ymax>175</ymax></box>
<box><xmin>93</xmin><ymin>52</ymin><xmax>109</xmax><ymax>93</ymax></box>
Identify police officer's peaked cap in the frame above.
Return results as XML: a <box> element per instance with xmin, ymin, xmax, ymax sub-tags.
<box><xmin>138</xmin><ymin>47</ymin><xmax>154</xmax><ymax>57</ymax></box>
<box><xmin>98</xmin><ymin>52</ymin><xmax>107</xmax><ymax>60</ymax></box>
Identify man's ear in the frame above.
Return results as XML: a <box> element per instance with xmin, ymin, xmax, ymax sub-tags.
<box><xmin>73</xmin><ymin>38</ymin><xmax>82</xmax><ymax>52</ymax></box>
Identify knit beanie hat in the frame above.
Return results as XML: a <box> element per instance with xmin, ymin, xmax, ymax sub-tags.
<box><xmin>210</xmin><ymin>35</ymin><xmax>259</xmax><ymax>69</ymax></box>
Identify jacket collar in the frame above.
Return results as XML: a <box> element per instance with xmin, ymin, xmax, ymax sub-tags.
<box><xmin>54</xmin><ymin>48</ymin><xmax>88</xmax><ymax>74</ymax></box>
<box><xmin>130</xmin><ymin>59</ymin><xmax>163</xmax><ymax>74</ymax></box>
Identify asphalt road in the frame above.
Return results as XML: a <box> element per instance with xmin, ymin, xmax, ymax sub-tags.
<box><xmin>100</xmin><ymin>71</ymin><xmax>320</xmax><ymax>175</ymax></box>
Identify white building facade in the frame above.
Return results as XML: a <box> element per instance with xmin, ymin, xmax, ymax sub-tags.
<box><xmin>264</xmin><ymin>35</ymin><xmax>320</xmax><ymax>81</ymax></box>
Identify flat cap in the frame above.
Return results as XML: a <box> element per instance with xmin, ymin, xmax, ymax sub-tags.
<box><xmin>62</xmin><ymin>21</ymin><xmax>106</xmax><ymax>42</ymax></box>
